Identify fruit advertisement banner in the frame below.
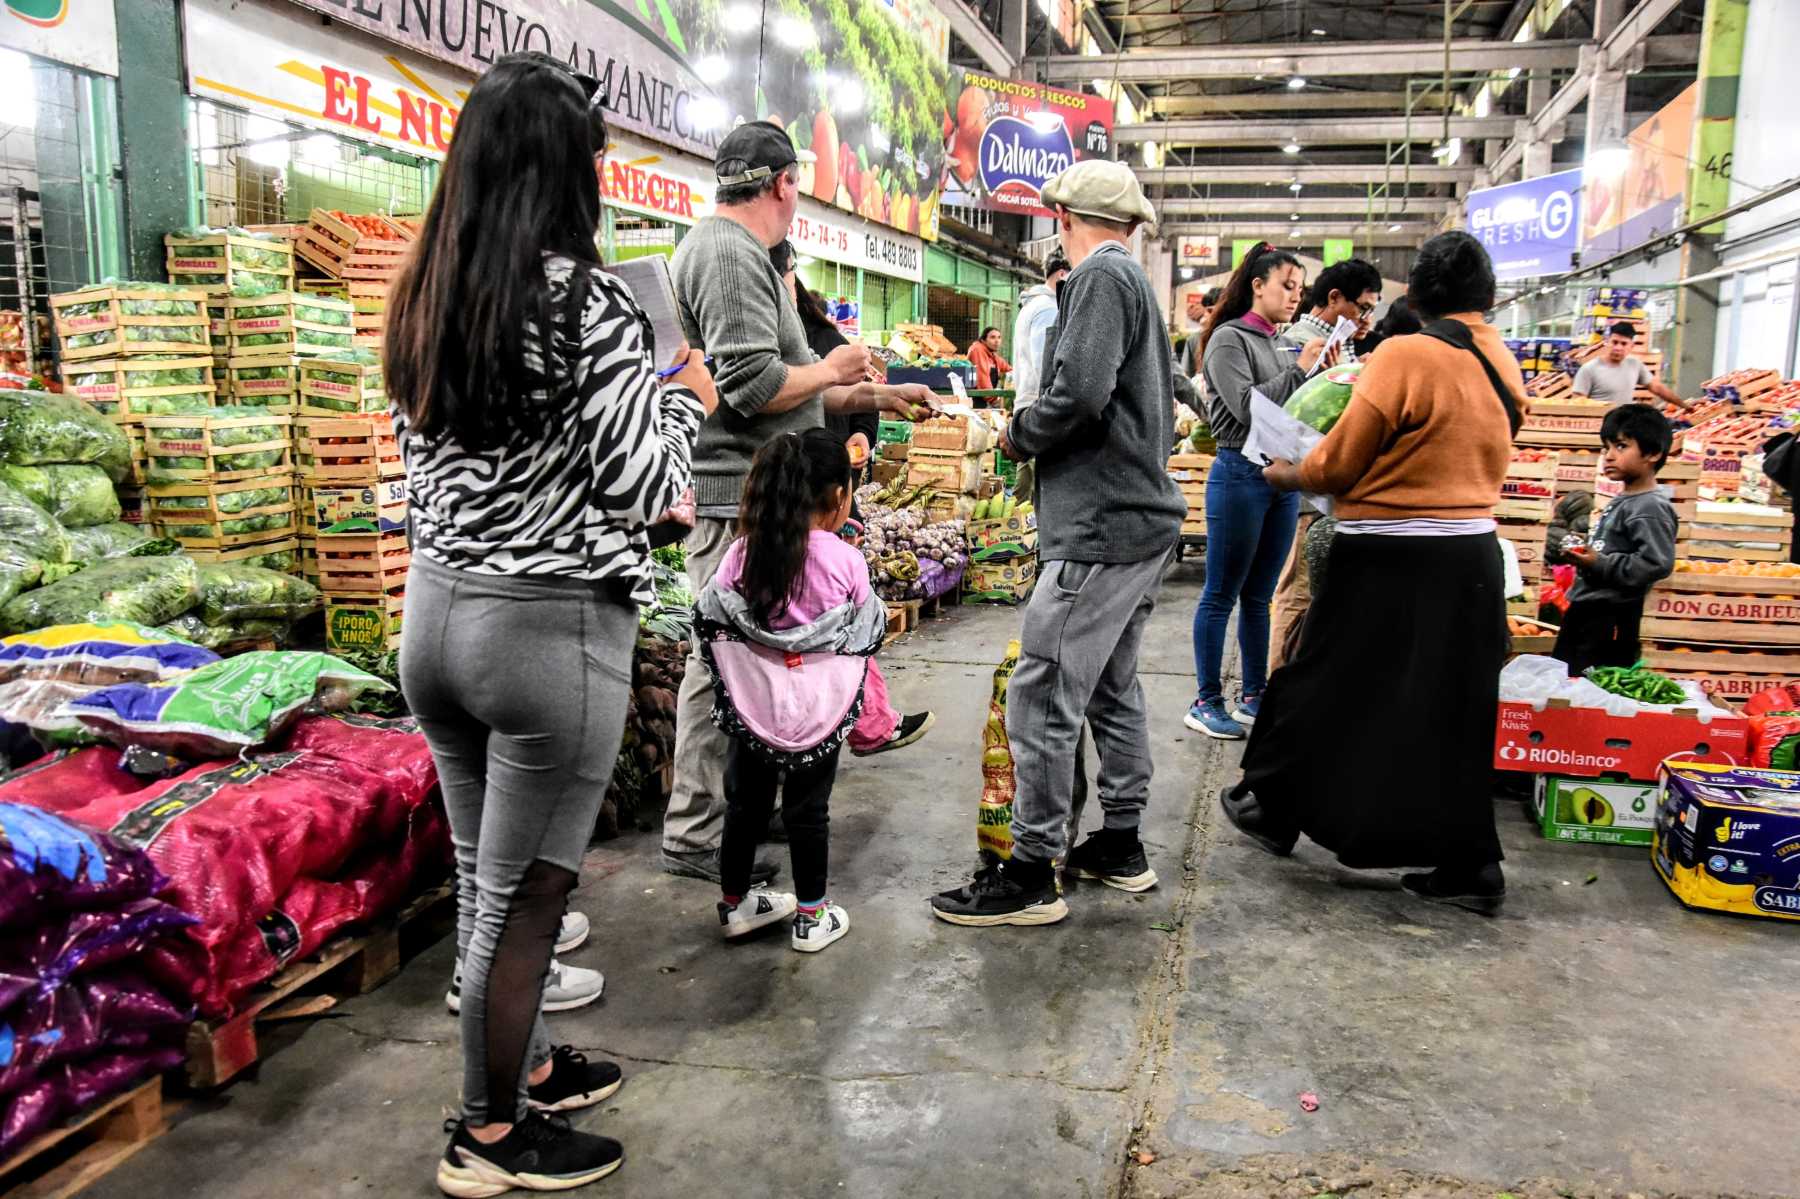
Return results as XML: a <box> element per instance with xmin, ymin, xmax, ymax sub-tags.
<box><xmin>4</xmin><ymin>0</ymin><xmax>118</xmax><ymax>76</ymax></box>
<box><xmin>1582</xmin><ymin>82</ymin><xmax>1698</xmax><ymax>258</ymax></box>
<box><xmin>940</xmin><ymin>70</ymin><xmax>1116</xmax><ymax>219</ymax></box>
<box><xmin>273</xmin><ymin>0</ymin><xmax>952</xmax><ymax>240</ymax></box>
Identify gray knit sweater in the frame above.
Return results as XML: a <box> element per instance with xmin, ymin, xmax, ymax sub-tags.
<box><xmin>671</xmin><ymin>215</ymin><xmax>821</xmax><ymax>512</ymax></box>
<box><xmin>1201</xmin><ymin>317</ymin><xmax>1307</xmax><ymax>450</ymax></box>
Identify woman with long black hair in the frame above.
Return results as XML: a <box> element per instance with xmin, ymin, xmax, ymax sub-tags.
<box><xmin>1220</xmin><ymin>231</ymin><xmax>1522</xmax><ymax>916</ymax></box>
<box><xmin>1188</xmin><ymin>243</ymin><xmax>1328</xmax><ymax>740</ymax></box>
<box><xmin>386</xmin><ymin>52</ymin><xmax>712</xmax><ymax>1194</ymax></box>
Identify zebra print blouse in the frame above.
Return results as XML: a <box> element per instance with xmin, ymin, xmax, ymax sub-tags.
<box><xmin>394</xmin><ymin>255</ymin><xmax>703</xmax><ymax>606</ymax></box>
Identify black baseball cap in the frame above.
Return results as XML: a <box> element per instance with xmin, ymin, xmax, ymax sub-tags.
<box><xmin>715</xmin><ymin>120</ymin><xmax>813</xmax><ymax>185</ymax></box>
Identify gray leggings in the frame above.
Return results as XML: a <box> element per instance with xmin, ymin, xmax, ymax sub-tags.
<box><xmin>401</xmin><ymin>558</ymin><xmax>635</xmax><ymax>1125</ymax></box>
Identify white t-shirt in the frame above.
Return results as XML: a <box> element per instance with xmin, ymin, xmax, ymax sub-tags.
<box><xmin>1010</xmin><ymin>286</ymin><xmax>1059</xmax><ymax>411</ymax></box>
<box><xmin>1572</xmin><ymin>355</ymin><xmax>1653</xmax><ymax>406</ymax></box>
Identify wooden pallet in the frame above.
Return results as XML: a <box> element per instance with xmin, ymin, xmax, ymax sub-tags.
<box><xmin>0</xmin><ymin>1077</ymin><xmax>166</xmax><ymax>1199</ymax></box>
<box><xmin>186</xmin><ymin>880</ymin><xmax>451</xmax><ymax>1089</ymax></box>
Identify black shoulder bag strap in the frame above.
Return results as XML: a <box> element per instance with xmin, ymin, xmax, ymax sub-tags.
<box><xmin>1418</xmin><ymin>318</ymin><xmax>1523</xmax><ymax>437</ymax></box>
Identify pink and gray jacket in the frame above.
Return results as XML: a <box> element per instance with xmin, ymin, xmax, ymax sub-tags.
<box><xmin>694</xmin><ymin>532</ymin><xmax>888</xmax><ymax>769</ymax></box>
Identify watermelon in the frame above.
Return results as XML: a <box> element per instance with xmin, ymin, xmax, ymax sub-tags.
<box><xmin>1286</xmin><ymin>362</ymin><xmax>1363</xmax><ymax>434</ymax></box>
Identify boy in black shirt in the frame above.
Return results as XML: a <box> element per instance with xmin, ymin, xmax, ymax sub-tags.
<box><xmin>1553</xmin><ymin>404</ymin><xmax>1680</xmax><ymax>676</ymax></box>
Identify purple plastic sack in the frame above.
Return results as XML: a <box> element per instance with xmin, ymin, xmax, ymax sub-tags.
<box><xmin>0</xmin><ymin>1043</ymin><xmax>184</xmax><ymax>1159</ymax></box>
<box><xmin>0</xmin><ymin>802</ymin><xmax>166</xmax><ymax>930</ymax></box>
<box><xmin>0</xmin><ymin>898</ymin><xmax>196</xmax><ymax>1015</ymax></box>
<box><xmin>0</xmin><ymin>969</ymin><xmax>191</xmax><ymax>1098</ymax></box>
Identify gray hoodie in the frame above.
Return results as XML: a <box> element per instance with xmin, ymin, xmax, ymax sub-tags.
<box><xmin>1568</xmin><ymin>488</ymin><xmax>1679</xmax><ymax>604</ymax></box>
<box><xmin>1201</xmin><ymin>317</ymin><xmax>1307</xmax><ymax>450</ymax></box>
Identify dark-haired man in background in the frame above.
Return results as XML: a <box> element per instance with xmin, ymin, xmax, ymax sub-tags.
<box><xmin>1572</xmin><ymin>321</ymin><xmax>1693</xmax><ymax>410</ymax></box>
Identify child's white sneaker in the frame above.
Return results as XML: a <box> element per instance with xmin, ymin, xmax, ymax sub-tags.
<box><xmin>718</xmin><ymin>887</ymin><xmax>797</xmax><ymax>939</ymax></box>
<box><xmin>790</xmin><ymin>903</ymin><xmax>850</xmax><ymax>953</ymax></box>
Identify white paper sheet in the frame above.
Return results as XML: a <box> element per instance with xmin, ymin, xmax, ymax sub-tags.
<box><xmin>1304</xmin><ymin>315</ymin><xmax>1360</xmax><ymax>379</ymax></box>
<box><xmin>1240</xmin><ymin>388</ymin><xmax>1332</xmax><ymax>515</ymax></box>
<box><xmin>607</xmin><ymin>255</ymin><xmax>685</xmax><ymax>367</ymax></box>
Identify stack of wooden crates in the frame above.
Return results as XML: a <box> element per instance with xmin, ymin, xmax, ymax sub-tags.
<box><xmin>293</xmin><ymin>210</ymin><xmax>413</xmax><ymax>351</ymax></box>
<box><xmin>50</xmin><ymin>284</ymin><xmax>215</xmax><ymax>526</ymax></box>
<box><xmin>1499</xmin><ymin>450</ymin><xmax>1559</xmax><ymax>609</ymax></box>
<box><xmin>295</xmin><ymin>357</ymin><xmax>407</xmax><ymax>654</ymax></box>
<box><xmin>163</xmin><ymin>229</ymin><xmax>297</xmax><ymax>398</ymax></box>
<box><xmin>141</xmin><ymin>408</ymin><xmax>299</xmax><ymax>572</ymax></box>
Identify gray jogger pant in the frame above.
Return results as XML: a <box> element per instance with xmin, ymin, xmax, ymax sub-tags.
<box><xmin>401</xmin><ymin>558</ymin><xmax>635</xmax><ymax>1125</ymax></box>
<box><xmin>1007</xmin><ymin>553</ymin><xmax>1171</xmax><ymax>867</ymax></box>
<box><xmin>662</xmin><ymin>516</ymin><xmax>736</xmax><ymax>854</ymax></box>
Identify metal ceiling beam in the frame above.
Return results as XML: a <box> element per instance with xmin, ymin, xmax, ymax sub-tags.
<box><xmin>1149</xmin><ymin>91</ymin><xmax>1452</xmax><ymax>115</ymax></box>
<box><xmin>1139</xmin><ymin>164</ymin><xmax>1473</xmax><ymax>185</ymax></box>
<box><xmin>1044</xmin><ymin>37</ymin><xmax>1585</xmax><ymax>83</ymax></box>
<box><xmin>1158</xmin><ymin>196</ymin><xmax>1441</xmax><ymax>217</ymax></box>
<box><xmin>935</xmin><ymin>0</ymin><xmax>1014</xmax><ymax>78</ymax></box>
<box><xmin>1118</xmin><ymin>114</ymin><xmax>1540</xmax><ymax>145</ymax></box>
<box><xmin>1158</xmin><ymin>223</ymin><xmax>1440</xmax><ymax>248</ymax></box>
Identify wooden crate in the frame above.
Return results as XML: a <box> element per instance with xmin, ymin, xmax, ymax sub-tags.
<box><xmin>62</xmin><ymin>356</ymin><xmax>215</xmax><ymax>422</ymax></box>
<box><xmin>148</xmin><ymin>474</ymin><xmax>297</xmax><ymax>525</ymax></box>
<box><xmin>298</xmin><ymin>354</ymin><xmax>385</xmax><ymax>416</ymax></box>
<box><xmin>1640</xmin><ymin>645</ymin><xmax>1800</xmax><ymax>702</ymax></box>
<box><xmin>225</xmin><ymin>293</ymin><xmax>356</xmax><ymax>358</ymax></box>
<box><xmin>325</xmin><ymin>589</ymin><xmax>405</xmax><ymax>652</ymax></box>
<box><xmin>224</xmin><ymin>354</ymin><xmax>305</xmax><ymax>413</ymax></box>
<box><xmin>294</xmin><ymin>210</ymin><xmax>411</xmax><ymax>281</ymax></box>
<box><xmin>50</xmin><ymin>285</ymin><xmax>209</xmax><ymax>361</ymax></box>
<box><xmin>164</xmin><ymin>231</ymin><xmax>295</xmax><ymax>293</ymax></box>
<box><xmin>186</xmin><ymin>879</ymin><xmax>448</xmax><ymax>1088</ymax></box>
<box><xmin>317</xmin><ymin>530</ymin><xmax>410</xmax><ymax>593</ymax></box>
<box><xmin>1525</xmin><ymin>370</ymin><xmax>1573</xmax><ymax>399</ymax></box>
<box><xmin>143</xmin><ymin>412</ymin><xmax>292</xmax><ymax>482</ymax></box>
<box><xmin>0</xmin><ymin>1077</ymin><xmax>167</xmax><ymax>1199</ymax></box>
<box><xmin>1505</xmin><ymin>451</ymin><xmax>1560</xmax><ymax>480</ymax></box>
<box><xmin>298</xmin><ymin>414</ymin><xmax>404</xmax><ymax>482</ymax></box>
<box><xmin>1495</xmin><ymin>495</ymin><xmax>1555</xmax><ymax>522</ymax></box>
<box><xmin>184</xmin><ymin>536</ymin><xmax>301</xmax><ymax>573</ymax></box>
<box><xmin>1678</xmin><ymin>502</ymin><xmax>1793</xmax><ymax>563</ymax></box>
<box><xmin>911</xmin><ymin>414</ymin><xmax>992</xmax><ymax>453</ymax></box>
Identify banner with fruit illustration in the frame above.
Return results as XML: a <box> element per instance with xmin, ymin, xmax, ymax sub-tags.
<box><xmin>4</xmin><ymin>0</ymin><xmax>117</xmax><ymax>76</ymax></box>
<box><xmin>273</xmin><ymin>0</ymin><xmax>953</xmax><ymax>240</ymax></box>
<box><xmin>1581</xmin><ymin>82</ymin><xmax>1698</xmax><ymax>258</ymax></box>
<box><xmin>940</xmin><ymin>70</ymin><xmax>1116</xmax><ymax>220</ymax></box>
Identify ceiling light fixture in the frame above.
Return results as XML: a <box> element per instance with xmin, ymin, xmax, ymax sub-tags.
<box><xmin>1311</xmin><ymin>27</ymin><xmax>1327</xmax><ymax>36</ymax></box>
<box><xmin>1387</xmin><ymin>223</ymin><xmax>1402</xmax><ymax>232</ymax></box>
<box><xmin>1290</xmin><ymin>212</ymin><xmax>1300</xmax><ymax>221</ymax></box>
<box><xmin>1289</xmin><ymin>181</ymin><xmax>1302</xmax><ymax>192</ymax></box>
<box><xmin>1282</xmin><ymin>141</ymin><xmax>1301</xmax><ymax>155</ymax></box>
<box><xmin>1287</xmin><ymin>76</ymin><xmax>1307</xmax><ymax>90</ymax></box>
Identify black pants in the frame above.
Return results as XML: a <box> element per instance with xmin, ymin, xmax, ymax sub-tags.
<box><xmin>721</xmin><ymin>740</ymin><xmax>839</xmax><ymax>904</ymax></box>
<box><xmin>1552</xmin><ymin>597</ymin><xmax>1645</xmax><ymax>678</ymax></box>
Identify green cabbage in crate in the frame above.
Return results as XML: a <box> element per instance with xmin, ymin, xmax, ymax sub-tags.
<box><xmin>134</xmin><ymin>391</ymin><xmax>214</xmax><ymax>416</ymax></box>
<box><xmin>58</xmin><ymin>283</ymin><xmax>203</xmax><ymax>320</ymax></box>
<box><xmin>230</xmin><ymin>245</ymin><xmax>290</xmax><ymax>272</ymax></box>
<box><xmin>0</xmin><ymin>465</ymin><xmax>121</xmax><ymax>528</ymax></box>
<box><xmin>162</xmin><ymin>486</ymin><xmax>287</xmax><ymax>515</ymax></box>
<box><xmin>236</xmin><ymin>329</ymin><xmax>352</xmax><ymax>349</ymax></box>
<box><xmin>197</xmin><ymin>562</ymin><xmax>319</xmax><ymax>623</ymax></box>
<box><xmin>158</xmin><ymin>409</ymin><xmax>284</xmax><ymax>447</ymax></box>
<box><xmin>0</xmin><ymin>390</ymin><xmax>132</xmax><ymax>480</ymax></box>
<box><xmin>65</xmin><ymin>521</ymin><xmax>151</xmax><ymax>564</ymax></box>
<box><xmin>120</xmin><ymin>327</ymin><xmax>205</xmax><ymax>346</ymax></box>
<box><xmin>226</xmin><ymin>271</ymin><xmax>289</xmax><ymax>296</ymax></box>
<box><xmin>0</xmin><ymin>555</ymin><xmax>201</xmax><ymax>634</ymax></box>
<box><xmin>235</xmin><ymin>547</ymin><xmax>297</xmax><ymax>572</ymax></box>
<box><xmin>123</xmin><ymin>361</ymin><xmax>209</xmax><ymax>388</ymax></box>
<box><xmin>233</xmin><ymin>365</ymin><xmax>296</xmax><ymax>383</ymax></box>
<box><xmin>165</xmin><ymin>511</ymin><xmax>291</xmax><ymax>538</ymax></box>
<box><xmin>295</xmin><ymin>303</ymin><xmax>351</xmax><ymax>327</ymax></box>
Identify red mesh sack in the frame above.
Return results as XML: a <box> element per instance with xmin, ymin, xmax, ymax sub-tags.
<box><xmin>0</xmin><ymin>748</ymin><xmax>153</xmax><ymax>817</ymax></box>
<box><xmin>1745</xmin><ymin>684</ymin><xmax>1800</xmax><ymax>769</ymax></box>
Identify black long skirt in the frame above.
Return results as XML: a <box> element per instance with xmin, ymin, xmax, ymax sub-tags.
<box><xmin>1238</xmin><ymin>531</ymin><xmax>1506</xmax><ymax>869</ymax></box>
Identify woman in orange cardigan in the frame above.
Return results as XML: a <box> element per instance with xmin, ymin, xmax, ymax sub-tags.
<box><xmin>1218</xmin><ymin>231</ymin><xmax>1525</xmax><ymax>917</ymax></box>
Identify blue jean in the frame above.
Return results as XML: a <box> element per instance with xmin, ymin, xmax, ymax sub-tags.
<box><xmin>1193</xmin><ymin>448</ymin><xmax>1300</xmax><ymax>705</ymax></box>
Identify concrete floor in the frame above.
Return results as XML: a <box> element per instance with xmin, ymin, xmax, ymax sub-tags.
<box><xmin>85</xmin><ymin>565</ymin><xmax>1800</xmax><ymax>1199</ymax></box>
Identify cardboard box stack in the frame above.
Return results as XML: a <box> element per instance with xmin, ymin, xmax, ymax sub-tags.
<box><xmin>51</xmin><ymin>283</ymin><xmax>216</xmax><ymax>519</ymax></box>
<box><xmin>297</xmin><ymin>404</ymin><xmax>408</xmax><ymax>653</ymax></box>
<box><xmin>963</xmin><ymin>491</ymin><xmax>1036</xmax><ymax>606</ymax></box>
<box><xmin>142</xmin><ymin>408</ymin><xmax>299</xmax><ymax>572</ymax></box>
<box><xmin>906</xmin><ymin>414</ymin><xmax>993</xmax><ymax>523</ymax></box>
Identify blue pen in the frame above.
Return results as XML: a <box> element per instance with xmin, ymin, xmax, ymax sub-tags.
<box><xmin>657</xmin><ymin>355</ymin><xmax>713</xmax><ymax>379</ymax></box>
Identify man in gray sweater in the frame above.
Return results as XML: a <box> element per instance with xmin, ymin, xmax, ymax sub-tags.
<box><xmin>933</xmin><ymin>159</ymin><xmax>1185</xmax><ymax>928</ymax></box>
<box><xmin>663</xmin><ymin>121</ymin><xmax>932</xmax><ymax>884</ymax></box>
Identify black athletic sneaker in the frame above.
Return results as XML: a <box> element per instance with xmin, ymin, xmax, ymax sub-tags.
<box><xmin>528</xmin><ymin>1046</ymin><xmax>623</xmax><ymax>1113</ymax></box>
<box><xmin>930</xmin><ymin>860</ymin><xmax>1069</xmax><ymax>927</ymax></box>
<box><xmin>436</xmin><ymin>1111</ymin><xmax>622</xmax><ymax>1196</ymax></box>
<box><xmin>1401</xmin><ymin>864</ymin><xmax>1506</xmax><ymax>917</ymax></box>
<box><xmin>1218</xmin><ymin>785</ymin><xmax>1297</xmax><ymax>858</ymax></box>
<box><xmin>852</xmin><ymin>711</ymin><xmax>936</xmax><ymax>757</ymax></box>
<box><xmin>1065</xmin><ymin>830</ymin><xmax>1159</xmax><ymax>892</ymax></box>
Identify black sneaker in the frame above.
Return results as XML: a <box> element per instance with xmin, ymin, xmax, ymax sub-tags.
<box><xmin>436</xmin><ymin>1111</ymin><xmax>622</xmax><ymax>1196</ymax></box>
<box><xmin>852</xmin><ymin>711</ymin><xmax>936</xmax><ymax>757</ymax></box>
<box><xmin>1065</xmin><ymin>830</ymin><xmax>1158</xmax><ymax>892</ymax></box>
<box><xmin>528</xmin><ymin>1046</ymin><xmax>623</xmax><ymax>1113</ymax></box>
<box><xmin>1218</xmin><ymin>786</ymin><xmax>1296</xmax><ymax>858</ymax></box>
<box><xmin>660</xmin><ymin>845</ymin><xmax>779</xmax><ymax>885</ymax></box>
<box><xmin>930</xmin><ymin>860</ymin><xmax>1069</xmax><ymax>927</ymax></box>
<box><xmin>1401</xmin><ymin>864</ymin><xmax>1506</xmax><ymax>917</ymax></box>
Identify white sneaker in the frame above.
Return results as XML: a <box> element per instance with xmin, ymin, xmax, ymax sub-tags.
<box><xmin>717</xmin><ymin>887</ymin><xmax>798</xmax><ymax>939</ymax></box>
<box><xmin>445</xmin><ymin>958</ymin><xmax>606</xmax><ymax>1015</ymax></box>
<box><xmin>791</xmin><ymin>903</ymin><xmax>850</xmax><ymax>953</ymax></box>
<box><xmin>556</xmin><ymin>911</ymin><xmax>590</xmax><ymax>955</ymax></box>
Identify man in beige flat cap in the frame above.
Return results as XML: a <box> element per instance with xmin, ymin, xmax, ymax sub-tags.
<box><xmin>933</xmin><ymin>158</ymin><xmax>1186</xmax><ymax>929</ymax></box>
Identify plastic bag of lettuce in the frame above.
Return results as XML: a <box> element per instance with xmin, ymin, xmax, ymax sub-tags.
<box><xmin>0</xmin><ymin>464</ymin><xmax>120</xmax><ymax>528</ymax></box>
<box><xmin>0</xmin><ymin>555</ymin><xmax>200</xmax><ymax>635</ymax></box>
<box><xmin>0</xmin><ymin>480</ymin><xmax>71</xmax><ymax>606</ymax></box>
<box><xmin>0</xmin><ymin>390</ymin><xmax>132</xmax><ymax>481</ymax></box>
<box><xmin>195</xmin><ymin>563</ymin><xmax>319</xmax><ymax>623</ymax></box>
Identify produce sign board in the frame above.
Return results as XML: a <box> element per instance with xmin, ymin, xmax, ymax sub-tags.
<box><xmin>313</xmin><ymin>481</ymin><xmax>407</xmax><ymax>536</ymax></box>
<box><xmin>1493</xmin><ymin>698</ymin><xmax>1748</xmax><ymax>779</ymax></box>
<box><xmin>939</xmin><ymin>70</ymin><xmax>1115</xmax><ymax>220</ymax></box>
<box><xmin>1653</xmin><ymin>761</ymin><xmax>1800</xmax><ymax>923</ymax></box>
<box><xmin>1535</xmin><ymin>774</ymin><xmax>1658</xmax><ymax>846</ymax></box>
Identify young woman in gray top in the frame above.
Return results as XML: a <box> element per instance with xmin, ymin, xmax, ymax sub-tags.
<box><xmin>1188</xmin><ymin>243</ymin><xmax>1328</xmax><ymax>740</ymax></box>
